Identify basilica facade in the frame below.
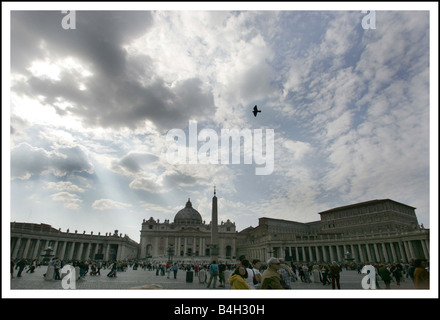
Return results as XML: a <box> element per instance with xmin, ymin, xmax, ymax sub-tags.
<box><xmin>139</xmin><ymin>198</ymin><xmax>237</xmax><ymax>264</ymax></box>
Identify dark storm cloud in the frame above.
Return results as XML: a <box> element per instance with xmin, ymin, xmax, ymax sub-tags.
<box><xmin>11</xmin><ymin>143</ymin><xmax>93</xmax><ymax>179</ymax></box>
<box><xmin>11</xmin><ymin>11</ymin><xmax>215</xmax><ymax>132</ymax></box>
<box><xmin>11</xmin><ymin>11</ymin><xmax>151</xmax><ymax>74</ymax></box>
<box><xmin>163</xmin><ymin>172</ymin><xmax>197</xmax><ymax>187</ymax></box>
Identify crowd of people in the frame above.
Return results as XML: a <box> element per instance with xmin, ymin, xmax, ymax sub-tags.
<box><xmin>358</xmin><ymin>259</ymin><xmax>430</xmax><ymax>289</ymax></box>
<box><xmin>223</xmin><ymin>257</ymin><xmax>345</xmax><ymax>289</ymax></box>
<box><xmin>11</xmin><ymin>257</ymin><xmax>120</xmax><ymax>280</ymax></box>
<box><xmin>188</xmin><ymin>256</ymin><xmax>430</xmax><ymax>290</ymax></box>
<box><xmin>11</xmin><ymin>256</ymin><xmax>430</xmax><ymax>290</ymax></box>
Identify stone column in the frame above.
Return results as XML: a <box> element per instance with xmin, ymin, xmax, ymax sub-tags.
<box><xmin>59</xmin><ymin>242</ymin><xmax>67</xmax><ymax>260</ymax></box>
<box><xmin>336</xmin><ymin>245</ymin><xmax>342</xmax><ymax>262</ymax></box>
<box><xmin>12</xmin><ymin>238</ymin><xmax>22</xmax><ymax>259</ymax></box>
<box><xmin>22</xmin><ymin>238</ymin><xmax>31</xmax><ymax>259</ymax></box>
<box><xmin>366</xmin><ymin>244</ymin><xmax>373</xmax><ymax>262</ymax></box>
<box><xmin>390</xmin><ymin>242</ymin><xmax>398</xmax><ymax>262</ymax></box>
<box><xmin>104</xmin><ymin>243</ymin><xmax>110</xmax><ymax>261</ymax></box>
<box><xmin>66</xmin><ymin>242</ymin><xmax>74</xmax><ymax>260</ymax></box>
<box><xmin>52</xmin><ymin>241</ymin><xmax>59</xmax><ymax>257</ymax></box>
<box><xmin>116</xmin><ymin>244</ymin><xmax>122</xmax><ymax>261</ymax></box>
<box><xmin>373</xmin><ymin>244</ymin><xmax>380</xmax><ymax>263</ymax></box>
<box><xmin>381</xmin><ymin>243</ymin><xmax>389</xmax><ymax>263</ymax></box>
<box><xmin>421</xmin><ymin>240</ymin><xmax>429</xmax><ymax>260</ymax></box>
<box><xmin>329</xmin><ymin>246</ymin><xmax>335</xmax><ymax>262</ymax></box>
<box><xmin>84</xmin><ymin>243</ymin><xmax>92</xmax><ymax>260</ymax></box>
<box><xmin>31</xmin><ymin>239</ymin><xmax>41</xmax><ymax>259</ymax></box>
<box><xmin>315</xmin><ymin>246</ymin><xmax>321</xmax><ymax>262</ymax></box>
<box><xmin>358</xmin><ymin>244</ymin><xmax>365</xmax><ymax>262</ymax></box>
<box><xmin>404</xmin><ymin>241</ymin><xmax>411</xmax><ymax>260</ymax></box>
<box><xmin>350</xmin><ymin>245</ymin><xmax>358</xmax><ymax>262</ymax></box>
<box><xmin>407</xmin><ymin>241</ymin><xmax>416</xmax><ymax>258</ymax></box>
<box><xmin>322</xmin><ymin>246</ymin><xmax>329</xmax><ymax>262</ymax></box>
<box><xmin>308</xmin><ymin>246</ymin><xmax>313</xmax><ymax>262</ymax></box>
<box><xmin>398</xmin><ymin>241</ymin><xmax>407</xmax><ymax>263</ymax></box>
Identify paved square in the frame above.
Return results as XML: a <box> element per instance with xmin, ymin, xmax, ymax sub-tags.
<box><xmin>10</xmin><ymin>266</ymin><xmax>417</xmax><ymax>291</ymax></box>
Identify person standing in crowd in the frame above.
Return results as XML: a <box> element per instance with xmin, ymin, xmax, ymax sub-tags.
<box><xmin>26</xmin><ymin>259</ymin><xmax>35</xmax><ymax>273</ymax></box>
<box><xmin>413</xmin><ymin>259</ymin><xmax>429</xmax><ymax>289</ymax></box>
<box><xmin>252</xmin><ymin>259</ymin><xmax>262</xmax><ymax>288</ymax></box>
<box><xmin>312</xmin><ymin>264</ymin><xmax>321</xmax><ymax>283</ymax></box>
<box><xmin>302</xmin><ymin>264</ymin><xmax>311</xmax><ymax>283</ymax></box>
<box><xmin>241</xmin><ymin>260</ymin><xmax>256</xmax><ymax>289</ymax></box>
<box><xmin>44</xmin><ymin>258</ymin><xmax>56</xmax><ymax>281</ymax></box>
<box><xmin>54</xmin><ymin>259</ymin><xmax>61</xmax><ymax>280</ymax></box>
<box><xmin>172</xmin><ymin>263</ymin><xmax>179</xmax><ymax>279</ymax></box>
<box><xmin>207</xmin><ymin>261</ymin><xmax>219</xmax><ymax>289</ymax></box>
<box><xmin>407</xmin><ymin>258</ymin><xmax>416</xmax><ymax>281</ymax></box>
<box><xmin>290</xmin><ymin>263</ymin><xmax>298</xmax><ymax>282</ymax></box>
<box><xmin>390</xmin><ymin>262</ymin><xmax>402</xmax><ymax>287</ymax></box>
<box><xmin>97</xmin><ymin>261</ymin><xmax>102</xmax><ymax>275</ymax></box>
<box><xmin>79</xmin><ymin>260</ymin><xmax>87</xmax><ymax>278</ymax></box>
<box><xmin>107</xmin><ymin>261</ymin><xmax>117</xmax><ymax>278</ymax></box>
<box><xmin>228</xmin><ymin>265</ymin><xmax>250</xmax><ymax>289</ymax></box>
<box><xmin>329</xmin><ymin>261</ymin><xmax>341</xmax><ymax>289</ymax></box>
<box><xmin>218</xmin><ymin>262</ymin><xmax>226</xmax><ymax>287</ymax></box>
<box><xmin>321</xmin><ymin>263</ymin><xmax>331</xmax><ymax>285</ymax></box>
<box><xmin>15</xmin><ymin>258</ymin><xmax>27</xmax><ymax>278</ymax></box>
<box><xmin>261</xmin><ymin>257</ymin><xmax>284</xmax><ymax>289</ymax></box>
<box><xmin>378</xmin><ymin>264</ymin><xmax>392</xmax><ymax>289</ymax></box>
<box><xmin>278</xmin><ymin>259</ymin><xmax>294</xmax><ymax>289</ymax></box>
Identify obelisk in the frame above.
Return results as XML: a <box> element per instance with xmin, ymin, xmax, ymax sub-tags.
<box><xmin>210</xmin><ymin>186</ymin><xmax>219</xmax><ymax>262</ymax></box>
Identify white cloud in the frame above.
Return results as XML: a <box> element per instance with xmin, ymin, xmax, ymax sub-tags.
<box><xmin>45</xmin><ymin>181</ymin><xmax>85</xmax><ymax>193</ymax></box>
<box><xmin>140</xmin><ymin>201</ymin><xmax>175</xmax><ymax>216</ymax></box>
<box><xmin>92</xmin><ymin>199</ymin><xmax>132</xmax><ymax>211</ymax></box>
<box><xmin>50</xmin><ymin>191</ymin><xmax>82</xmax><ymax>210</ymax></box>
<box><xmin>282</xmin><ymin>139</ymin><xmax>313</xmax><ymax>162</ymax></box>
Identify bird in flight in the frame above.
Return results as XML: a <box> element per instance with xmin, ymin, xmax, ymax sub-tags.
<box><xmin>252</xmin><ymin>105</ymin><xmax>261</xmax><ymax>117</ymax></box>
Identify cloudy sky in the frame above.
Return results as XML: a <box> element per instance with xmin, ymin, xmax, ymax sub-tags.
<box><xmin>5</xmin><ymin>4</ymin><xmax>436</xmax><ymax>242</ymax></box>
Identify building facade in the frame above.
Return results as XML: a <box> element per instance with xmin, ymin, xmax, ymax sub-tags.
<box><xmin>10</xmin><ymin>222</ymin><xmax>139</xmax><ymax>261</ymax></box>
<box><xmin>10</xmin><ymin>198</ymin><xmax>430</xmax><ymax>265</ymax></box>
<box><xmin>139</xmin><ymin>198</ymin><xmax>237</xmax><ymax>264</ymax></box>
<box><xmin>237</xmin><ymin>199</ymin><xmax>430</xmax><ymax>264</ymax></box>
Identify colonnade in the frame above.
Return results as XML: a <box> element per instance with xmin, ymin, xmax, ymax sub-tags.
<box><xmin>246</xmin><ymin>238</ymin><xmax>430</xmax><ymax>264</ymax></box>
<box><xmin>10</xmin><ymin>236</ymin><xmax>125</xmax><ymax>261</ymax></box>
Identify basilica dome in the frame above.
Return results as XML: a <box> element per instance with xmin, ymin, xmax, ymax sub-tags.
<box><xmin>174</xmin><ymin>199</ymin><xmax>203</xmax><ymax>225</ymax></box>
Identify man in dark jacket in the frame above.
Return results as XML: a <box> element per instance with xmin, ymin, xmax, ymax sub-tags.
<box><xmin>15</xmin><ymin>258</ymin><xmax>27</xmax><ymax>277</ymax></box>
<box><xmin>329</xmin><ymin>261</ymin><xmax>341</xmax><ymax>289</ymax></box>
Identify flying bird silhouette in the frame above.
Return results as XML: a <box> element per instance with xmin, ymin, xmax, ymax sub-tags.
<box><xmin>252</xmin><ymin>105</ymin><xmax>261</xmax><ymax>117</ymax></box>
